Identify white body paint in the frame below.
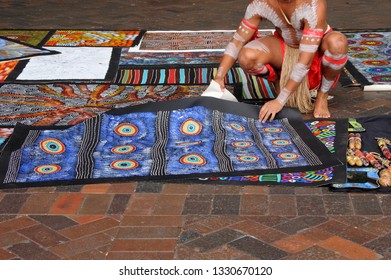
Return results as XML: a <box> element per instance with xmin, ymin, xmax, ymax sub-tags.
<box><xmin>224</xmin><ymin>42</ymin><xmax>240</xmax><ymax>59</ymax></box>
<box><xmin>320</xmin><ymin>76</ymin><xmax>334</xmax><ymax>93</ymax></box>
<box><xmin>291</xmin><ymin>0</ymin><xmax>319</xmax><ymax>29</ymax></box>
<box><xmin>233</xmin><ymin>32</ymin><xmax>246</xmax><ymax>42</ymax></box>
<box><xmin>290</xmin><ymin>63</ymin><xmax>309</xmax><ymax>83</ymax></box>
<box><xmin>276</xmin><ymin>88</ymin><xmax>292</xmax><ymax>106</ymax></box>
<box><xmin>299</xmin><ymin>43</ymin><xmax>319</xmax><ymax>53</ymax></box>
<box><xmin>322</xmin><ymin>50</ymin><xmax>348</xmax><ymax>70</ymax></box>
<box><xmin>245</xmin><ymin>0</ymin><xmax>321</xmax><ymax>46</ymax></box>
<box><xmin>244</xmin><ymin>39</ymin><xmax>271</xmax><ymax>53</ymax></box>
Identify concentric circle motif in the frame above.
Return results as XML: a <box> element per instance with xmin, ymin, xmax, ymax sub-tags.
<box><xmin>262</xmin><ymin>127</ymin><xmax>282</xmax><ymax>133</ymax></box>
<box><xmin>372</xmin><ymin>75</ymin><xmax>391</xmax><ymax>82</ymax></box>
<box><xmin>361</xmin><ymin>33</ymin><xmax>384</xmax><ymax>38</ymax></box>
<box><xmin>232</xmin><ymin>141</ymin><xmax>253</xmax><ymax>148</ymax></box>
<box><xmin>110</xmin><ymin>159</ymin><xmax>139</xmax><ymax>170</ymax></box>
<box><xmin>39</xmin><ymin>138</ymin><xmax>65</xmax><ymax>154</ymax></box>
<box><xmin>114</xmin><ymin>123</ymin><xmax>138</xmax><ymax>136</ymax></box>
<box><xmin>272</xmin><ymin>139</ymin><xmax>291</xmax><ymax>146</ymax></box>
<box><xmin>348</xmin><ymin>46</ymin><xmax>369</xmax><ymax>52</ymax></box>
<box><xmin>180</xmin><ymin>119</ymin><xmax>202</xmax><ymax>135</ymax></box>
<box><xmin>111</xmin><ymin>145</ymin><xmax>136</xmax><ymax>154</ymax></box>
<box><xmin>277</xmin><ymin>152</ymin><xmax>299</xmax><ymax>160</ymax></box>
<box><xmin>179</xmin><ymin>154</ymin><xmax>206</xmax><ymax>166</ymax></box>
<box><xmin>365</xmin><ymin>67</ymin><xmax>390</xmax><ymax>74</ymax></box>
<box><xmin>360</xmin><ymin>40</ymin><xmax>383</xmax><ymax>46</ymax></box>
<box><xmin>385</xmin><ymin>49</ymin><xmax>391</xmax><ymax>56</ymax></box>
<box><xmin>362</xmin><ymin>60</ymin><xmax>389</xmax><ymax>66</ymax></box>
<box><xmin>229</xmin><ymin>123</ymin><xmax>245</xmax><ymax>132</ymax></box>
<box><xmin>347</xmin><ymin>40</ymin><xmax>356</xmax><ymax>45</ymax></box>
<box><xmin>351</xmin><ymin>53</ymin><xmax>377</xmax><ymax>59</ymax></box>
<box><xmin>34</xmin><ymin>164</ymin><xmax>61</xmax><ymax>175</ymax></box>
<box><xmin>238</xmin><ymin>155</ymin><xmax>259</xmax><ymax>163</ymax></box>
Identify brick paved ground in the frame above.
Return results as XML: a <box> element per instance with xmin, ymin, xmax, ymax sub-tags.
<box><xmin>0</xmin><ymin>0</ymin><xmax>390</xmax><ymax>260</ymax></box>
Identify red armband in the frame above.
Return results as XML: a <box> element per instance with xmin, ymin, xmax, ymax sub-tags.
<box><xmin>241</xmin><ymin>19</ymin><xmax>258</xmax><ymax>31</ymax></box>
<box><xmin>241</xmin><ymin>19</ymin><xmax>259</xmax><ymax>40</ymax></box>
<box><xmin>302</xmin><ymin>28</ymin><xmax>324</xmax><ymax>38</ymax></box>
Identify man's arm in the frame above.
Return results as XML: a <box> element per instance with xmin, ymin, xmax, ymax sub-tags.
<box><xmin>214</xmin><ymin>9</ymin><xmax>262</xmax><ymax>89</ymax></box>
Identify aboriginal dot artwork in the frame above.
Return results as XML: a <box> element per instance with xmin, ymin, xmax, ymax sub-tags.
<box><xmin>180</xmin><ymin>119</ymin><xmax>202</xmax><ymax>135</ymax></box>
<box><xmin>271</xmin><ymin>140</ymin><xmax>291</xmax><ymax>146</ymax></box>
<box><xmin>0</xmin><ymin>36</ymin><xmax>56</xmax><ymax>62</ymax></box>
<box><xmin>34</xmin><ymin>164</ymin><xmax>61</xmax><ymax>175</ymax></box>
<box><xmin>0</xmin><ymin>99</ymin><xmax>340</xmax><ymax>187</ymax></box>
<box><xmin>0</xmin><ymin>127</ymin><xmax>13</xmax><ymax>145</ymax></box>
<box><xmin>44</xmin><ymin>30</ymin><xmax>144</xmax><ymax>47</ymax></box>
<box><xmin>179</xmin><ymin>153</ymin><xmax>207</xmax><ymax>166</ymax></box>
<box><xmin>238</xmin><ymin>155</ymin><xmax>260</xmax><ymax>163</ymax></box>
<box><xmin>110</xmin><ymin>159</ymin><xmax>139</xmax><ymax>170</ymax></box>
<box><xmin>204</xmin><ymin>120</ymin><xmax>340</xmax><ymax>186</ymax></box>
<box><xmin>111</xmin><ymin>145</ymin><xmax>137</xmax><ymax>154</ymax></box>
<box><xmin>344</xmin><ymin>31</ymin><xmax>391</xmax><ymax>86</ymax></box>
<box><xmin>114</xmin><ymin>123</ymin><xmax>139</xmax><ymax>137</ymax></box>
<box><xmin>40</xmin><ymin>138</ymin><xmax>66</xmax><ymax>154</ymax></box>
<box><xmin>0</xmin><ymin>84</ymin><xmax>211</xmax><ymax>126</ymax></box>
<box><xmin>232</xmin><ymin>141</ymin><xmax>253</xmax><ymax>148</ymax></box>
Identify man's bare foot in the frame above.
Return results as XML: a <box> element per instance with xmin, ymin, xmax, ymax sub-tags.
<box><xmin>313</xmin><ymin>92</ymin><xmax>331</xmax><ymax>118</ymax></box>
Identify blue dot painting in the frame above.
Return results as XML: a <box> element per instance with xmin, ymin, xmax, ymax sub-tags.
<box><xmin>0</xmin><ymin>97</ymin><xmax>342</xmax><ymax>188</ymax></box>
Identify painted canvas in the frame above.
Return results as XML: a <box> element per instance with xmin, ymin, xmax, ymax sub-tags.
<box><xmin>0</xmin><ymin>97</ymin><xmax>341</xmax><ymax>188</ymax></box>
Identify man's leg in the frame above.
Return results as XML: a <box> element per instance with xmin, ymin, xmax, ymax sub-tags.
<box><xmin>237</xmin><ymin>36</ymin><xmax>284</xmax><ymax>86</ymax></box>
<box><xmin>315</xmin><ymin>31</ymin><xmax>348</xmax><ymax>118</ymax></box>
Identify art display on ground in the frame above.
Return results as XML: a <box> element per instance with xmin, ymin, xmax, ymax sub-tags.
<box><xmin>0</xmin><ymin>28</ymin><xmax>389</xmax><ymax>191</ymax></box>
<box><xmin>341</xmin><ymin>29</ymin><xmax>391</xmax><ymax>91</ymax></box>
<box><xmin>0</xmin><ymin>97</ymin><xmax>342</xmax><ymax>188</ymax></box>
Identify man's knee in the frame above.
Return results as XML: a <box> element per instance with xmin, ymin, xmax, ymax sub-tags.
<box><xmin>322</xmin><ymin>32</ymin><xmax>349</xmax><ymax>71</ymax></box>
<box><xmin>238</xmin><ymin>52</ymin><xmax>269</xmax><ymax>76</ymax></box>
<box><xmin>324</xmin><ymin>32</ymin><xmax>348</xmax><ymax>55</ymax></box>
<box><xmin>237</xmin><ymin>48</ymin><xmax>258</xmax><ymax>71</ymax></box>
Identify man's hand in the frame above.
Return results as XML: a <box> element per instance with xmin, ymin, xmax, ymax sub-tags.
<box><xmin>258</xmin><ymin>99</ymin><xmax>283</xmax><ymax>123</ymax></box>
<box><xmin>214</xmin><ymin>78</ymin><xmax>225</xmax><ymax>91</ymax></box>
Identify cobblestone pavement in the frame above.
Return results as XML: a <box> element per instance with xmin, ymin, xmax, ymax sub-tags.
<box><xmin>0</xmin><ymin>0</ymin><xmax>390</xmax><ymax>260</ymax></box>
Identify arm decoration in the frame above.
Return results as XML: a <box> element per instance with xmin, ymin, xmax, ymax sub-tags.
<box><xmin>289</xmin><ymin>63</ymin><xmax>309</xmax><ymax>83</ymax></box>
<box><xmin>241</xmin><ymin>18</ymin><xmax>258</xmax><ymax>32</ymax></box>
<box><xmin>302</xmin><ymin>28</ymin><xmax>324</xmax><ymax>38</ymax></box>
<box><xmin>224</xmin><ymin>42</ymin><xmax>241</xmax><ymax>60</ymax></box>
<box><xmin>240</xmin><ymin>18</ymin><xmax>259</xmax><ymax>40</ymax></box>
<box><xmin>299</xmin><ymin>28</ymin><xmax>324</xmax><ymax>53</ymax></box>
<box><xmin>276</xmin><ymin>88</ymin><xmax>292</xmax><ymax>106</ymax></box>
<box><xmin>299</xmin><ymin>43</ymin><xmax>319</xmax><ymax>53</ymax></box>
<box><xmin>227</xmin><ymin>18</ymin><xmax>259</xmax><ymax>59</ymax></box>
<box><xmin>233</xmin><ymin>32</ymin><xmax>246</xmax><ymax>43</ymax></box>
<box><xmin>322</xmin><ymin>50</ymin><xmax>348</xmax><ymax>70</ymax></box>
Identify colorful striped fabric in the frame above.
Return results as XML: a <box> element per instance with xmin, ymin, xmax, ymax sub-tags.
<box><xmin>115</xmin><ymin>66</ymin><xmax>276</xmax><ymax>99</ymax></box>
